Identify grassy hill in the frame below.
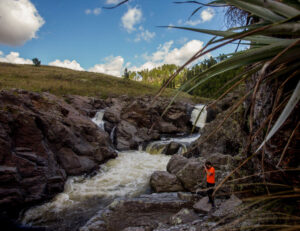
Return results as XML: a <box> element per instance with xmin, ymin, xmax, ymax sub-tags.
<box><xmin>0</xmin><ymin>62</ymin><xmax>196</xmax><ymax>100</ymax></box>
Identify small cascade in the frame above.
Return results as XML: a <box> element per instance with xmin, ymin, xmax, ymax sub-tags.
<box><xmin>22</xmin><ymin>151</ymin><xmax>170</xmax><ymax>229</ymax></box>
<box><xmin>145</xmin><ymin>134</ymin><xmax>200</xmax><ymax>155</ymax></box>
<box><xmin>110</xmin><ymin>126</ymin><xmax>116</xmax><ymax>144</ymax></box>
<box><xmin>91</xmin><ymin>110</ymin><xmax>105</xmax><ymax>130</ymax></box>
<box><xmin>190</xmin><ymin>104</ymin><xmax>207</xmax><ymax>129</ymax></box>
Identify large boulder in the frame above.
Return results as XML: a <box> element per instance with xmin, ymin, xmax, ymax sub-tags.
<box><xmin>0</xmin><ymin>90</ymin><xmax>116</xmax><ymax>216</ymax></box>
<box><xmin>150</xmin><ymin>171</ymin><xmax>184</xmax><ymax>192</ymax></box>
<box><xmin>166</xmin><ymin>155</ymin><xmax>189</xmax><ymax>175</ymax></box>
<box><xmin>176</xmin><ymin>159</ymin><xmax>206</xmax><ymax>192</ymax></box>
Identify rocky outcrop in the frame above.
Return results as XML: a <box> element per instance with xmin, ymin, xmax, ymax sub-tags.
<box><xmin>80</xmin><ymin>193</ymin><xmax>194</xmax><ymax>231</ymax></box>
<box><xmin>151</xmin><ymin>154</ymin><xmax>236</xmax><ymax>194</ymax></box>
<box><xmin>102</xmin><ymin>96</ymin><xmax>193</xmax><ymax>150</ymax></box>
<box><xmin>0</xmin><ymin>90</ymin><xmax>116</xmax><ymax>215</ymax></box>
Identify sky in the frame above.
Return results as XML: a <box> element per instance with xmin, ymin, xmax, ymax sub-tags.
<box><xmin>0</xmin><ymin>0</ymin><xmax>239</xmax><ymax>77</ymax></box>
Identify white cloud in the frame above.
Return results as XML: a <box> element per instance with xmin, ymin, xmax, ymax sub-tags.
<box><xmin>201</xmin><ymin>8</ymin><xmax>214</xmax><ymax>22</ymax></box>
<box><xmin>181</xmin><ymin>8</ymin><xmax>215</xmax><ymax>26</ymax></box>
<box><xmin>0</xmin><ymin>0</ymin><xmax>45</xmax><ymax>46</ymax></box>
<box><xmin>106</xmin><ymin>0</ymin><xmax>123</xmax><ymax>4</ymax></box>
<box><xmin>85</xmin><ymin>8</ymin><xmax>101</xmax><ymax>15</ymax></box>
<box><xmin>0</xmin><ymin>51</ymin><xmax>33</xmax><ymax>64</ymax></box>
<box><xmin>48</xmin><ymin>59</ymin><xmax>84</xmax><ymax>71</ymax></box>
<box><xmin>134</xmin><ymin>27</ymin><xmax>155</xmax><ymax>42</ymax></box>
<box><xmin>129</xmin><ymin>40</ymin><xmax>204</xmax><ymax>72</ymax></box>
<box><xmin>122</xmin><ymin>7</ymin><xmax>142</xmax><ymax>33</ymax></box>
<box><xmin>89</xmin><ymin>56</ymin><xmax>124</xmax><ymax>77</ymax></box>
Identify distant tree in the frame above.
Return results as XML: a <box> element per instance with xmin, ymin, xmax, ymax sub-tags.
<box><xmin>32</xmin><ymin>58</ymin><xmax>41</xmax><ymax>67</ymax></box>
<box><xmin>123</xmin><ymin>68</ymin><xmax>130</xmax><ymax>80</ymax></box>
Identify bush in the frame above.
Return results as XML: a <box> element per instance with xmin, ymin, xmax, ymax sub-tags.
<box><xmin>32</xmin><ymin>58</ymin><xmax>41</xmax><ymax>67</ymax></box>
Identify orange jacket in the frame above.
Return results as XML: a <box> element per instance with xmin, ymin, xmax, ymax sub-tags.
<box><xmin>206</xmin><ymin>166</ymin><xmax>215</xmax><ymax>184</ymax></box>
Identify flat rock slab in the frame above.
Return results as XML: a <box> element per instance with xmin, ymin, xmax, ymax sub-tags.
<box><xmin>80</xmin><ymin>193</ymin><xmax>194</xmax><ymax>231</ymax></box>
<box><xmin>193</xmin><ymin>197</ymin><xmax>212</xmax><ymax>213</ymax></box>
<box><xmin>212</xmin><ymin>194</ymin><xmax>242</xmax><ymax>218</ymax></box>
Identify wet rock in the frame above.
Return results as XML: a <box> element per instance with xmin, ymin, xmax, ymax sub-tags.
<box><xmin>150</xmin><ymin>171</ymin><xmax>184</xmax><ymax>192</ymax></box>
<box><xmin>212</xmin><ymin>194</ymin><xmax>242</xmax><ymax>218</ymax></box>
<box><xmin>176</xmin><ymin>159</ymin><xmax>206</xmax><ymax>192</ymax></box>
<box><xmin>80</xmin><ymin>193</ymin><xmax>194</xmax><ymax>231</ymax></box>
<box><xmin>169</xmin><ymin>208</ymin><xmax>199</xmax><ymax>225</ymax></box>
<box><xmin>165</xmin><ymin>142</ymin><xmax>181</xmax><ymax>155</ymax></box>
<box><xmin>193</xmin><ymin>197</ymin><xmax>212</xmax><ymax>213</ymax></box>
<box><xmin>0</xmin><ymin>90</ymin><xmax>116</xmax><ymax>215</ymax></box>
<box><xmin>166</xmin><ymin>155</ymin><xmax>189</xmax><ymax>175</ymax></box>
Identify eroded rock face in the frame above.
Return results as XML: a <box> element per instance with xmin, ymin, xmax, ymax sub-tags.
<box><xmin>0</xmin><ymin>90</ymin><xmax>116</xmax><ymax>215</ymax></box>
<box><xmin>103</xmin><ymin>96</ymin><xmax>193</xmax><ymax>150</ymax></box>
<box><xmin>80</xmin><ymin>193</ymin><xmax>193</xmax><ymax>231</ymax></box>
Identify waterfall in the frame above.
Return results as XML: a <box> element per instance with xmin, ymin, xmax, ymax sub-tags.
<box><xmin>145</xmin><ymin>134</ymin><xmax>200</xmax><ymax>155</ymax></box>
<box><xmin>91</xmin><ymin>110</ymin><xmax>105</xmax><ymax>130</ymax></box>
<box><xmin>190</xmin><ymin>104</ymin><xmax>207</xmax><ymax>129</ymax></box>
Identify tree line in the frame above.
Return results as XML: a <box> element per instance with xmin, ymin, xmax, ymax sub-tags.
<box><xmin>124</xmin><ymin>54</ymin><xmax>244</xmax><ymax>99</ymax></box>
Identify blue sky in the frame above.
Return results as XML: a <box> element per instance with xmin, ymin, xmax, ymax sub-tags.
<box><xmin>0</xmin><ymin>0</ymin><xmax>239</xmax><ymax>77</ymax></box>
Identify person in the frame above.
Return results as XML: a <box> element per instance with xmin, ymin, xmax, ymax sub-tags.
<box><xmin>204</xmin><ymin>161</ymin><xmax>215</xmax><ymax>207</ymax></box>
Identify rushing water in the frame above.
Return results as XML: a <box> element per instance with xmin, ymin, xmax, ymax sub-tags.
<box><xmin>21</xmin><ymin>106</ymin><xmax>207</xmax><ymax>230</ymax></box>
<box><xmin>22</xmin><ymin>151</ymin><xmax>171</xmax><ymax>230</ymax></box>
<box><xmin>91</xmin><ymin>110</ymin><xmax>105</xmax><ymax>130</ymax></box>
<box><xmin>190</xmin><ymin>104</ymin><xmax>207</xmax><ymax>129</ymax></box>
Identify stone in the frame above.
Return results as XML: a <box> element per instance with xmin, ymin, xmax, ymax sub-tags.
<box><xmin>80</xmin><ymin>193</ymin><xmax>194</xmax><ymax>231</ymax></box>
<box><xmin>193</xmin><ymin>197</ymin><xmax>212</xmax><ymax>213</ymax></box>
<box><xmin>150</xmin><ymin>171</ymin><xmax>184</xmax><ymax>192</ymax></box>
<box><xmin>166</xmin><ymin>155</ymin><xmax>189</xmax><ymax>175</ymax></box>
<box><xmin>169</xmin><ymin>208</ymin><xmax>199</xmax><ymax>225</ymax></box>
<box><xmin>165</xmin><ymin>142</ymin><xmax>181</xmax><ymax>155</ymax></box>
<box><xmin>212</xmin><ymin>194</ymin><xmax>242</xmax><ymax>218</ymax></box>
<box><xmin>176</xmin><ymin>160</ymin><xmax>206</xmax><ymax>192</ymax></box>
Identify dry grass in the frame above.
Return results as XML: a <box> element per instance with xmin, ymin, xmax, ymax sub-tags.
<box><xmin>0</xmin><ymin>62</ymin><xmax>198</xmax><ymax>100</ymax></box>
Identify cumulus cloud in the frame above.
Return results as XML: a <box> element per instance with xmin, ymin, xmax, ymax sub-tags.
<box><xmin>89</xmin><ymin>56</ymin><xmax>125</xmax><ymax>77</ymax></box>
<box><xmin>0</xmin><ymin>0</ymin><xmax>45</xmax><ymax>46</ymax></box>
<box><xmin>201</xmin><ymin>8</ymin><xmax>214</xmax><ymax>22</ymax></box>
<box><xmin>182</xmin><ymin>8</ymin><xmax>215</xmax><ymax>26</ymax></box>
<box><xmin>130</xmin><ymin>40</ymin><xmax>204</xmax><ymax>72</ymax></box>
<box><xmin>0</xmin><ymin>51</ymin><xmax>33</xmax><ymax>64</ymax></box>
<box><xmin>134</xmin><ymin>27</ymin><xmax>155</xmax><ymax>42</ymax></box>
<box><xmin>122</xmin><ymin>7</ymin><xmax>142</xmax><ymax>33</ymax></box>
<box><xmin>48</xmin><ymin>59</ymin><xmax>84</xmax><ymax>71</ymax></box>
<box><xmin>85</xmin><ymin>8</ymin><xmax>101</xmax><ymax>15</ymax></box>
<box><xmin>106</xmin><ymin>0</ymin><xmax>123</xmax><ymax>4</ymax></box>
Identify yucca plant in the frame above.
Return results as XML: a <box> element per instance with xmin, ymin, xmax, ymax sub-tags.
<box><xmin>107</xmin><ymin>0</ymin><xmax>299</xmax><ymax>229</ymax></box>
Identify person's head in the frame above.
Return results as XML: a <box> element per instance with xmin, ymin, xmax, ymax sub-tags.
<box><xmin>205</xmin><ymin>161</ymin><xmax>212</xmax><ymax>169</ymax></box>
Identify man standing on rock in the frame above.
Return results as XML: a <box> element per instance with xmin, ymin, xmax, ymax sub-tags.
<box><xmin>204</xmin><ymin>161</ymin><xmax>215</xmax><ymax>207</ymax></box>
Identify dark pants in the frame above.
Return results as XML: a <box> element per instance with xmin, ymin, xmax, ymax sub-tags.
<box><xmin>207</xmin><ymin>182</ymin><xmax>215</xmax><ymax>207</ymax></box>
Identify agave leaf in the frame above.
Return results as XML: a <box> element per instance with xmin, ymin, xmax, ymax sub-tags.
<box><xmin>181</xmin><ymin>40</ymin><xmax>295</xmax><ymax>93</ymax></box>
<box><xmin>256</xmin><ymin>80</ymin><xmax>300</xmax><ymax>153</ymax></box>
<box><xmin>166</xmin><ymin>26</ymin><xmax>287</xmax><ymax>44</ymax></box>
<box><xmin>244</xmin><ymin>0</ymin><xmax>300</xmax><ymax>18</ymax></box>
<box><xmin>226</xmin><ymin>0</ymin><xmax>285</xmax><ymax>22</ymax></box>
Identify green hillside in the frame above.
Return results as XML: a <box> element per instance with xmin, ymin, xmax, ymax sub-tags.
<box><xmin>0</xmin><ymin>62</ymin><xmax>194</xmax><ymax>100</ymax></box>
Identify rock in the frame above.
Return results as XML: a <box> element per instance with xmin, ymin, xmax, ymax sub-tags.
<box><xmin>165</xmin><ymin>142</ymin><xmax>181</xmax><ymax>155</ymax></box>
<box><xmin>177</xmin><ymin>192</ymin><xmax>201</xmax><ymax>203</ymax></box>
<box><xmin>212</xmin><ymin>194</ymin><xmax>242</xmax><ymax>218</ymax></box>
<box><xmin>176</xmin><ymin>159</ymin><xmax>206</xmax><ymax>192</ymax></box>
<box><xmin>103</xmin><ymin>96</ymin><xmax>193</xmax><ymax>150</ymax></box>
<box><xmin>169</xmin><ymin>208</ymin><xmax>199</xmax><ymax>225</ymax></box>
<box><xmin>150</xmin><ymin>171</ymin><xmax>184</xmax><ymax>192</ymax></box>
<box><xmin>193</xmin><ymin>197</ymin><xmax>212</xmax><ymax>213</ymax></box>
<box><xmin>0</xmin><ymin>90</ymin><xmax>116</xmax><ymax>216</ymax></box>
<box><xmin>80</xmin><ymin>193</ymin><xmax>194</xmax><ymax>231</ymax></box>
<box><xmin>122</xmin><ymin>227</ymin><xmax>149</xmax><ymax>231</ymax></box>
<box><xmin>166</xmin><ymin>155</ymin><xmax>189</xmax><ymax>175</ymax></box>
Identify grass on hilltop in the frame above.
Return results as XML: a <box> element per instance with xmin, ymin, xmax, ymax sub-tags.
<box><xmin>0</xmin><ymin>62</ymin><xmax>200</xmax><ymax>101</ymax></box>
